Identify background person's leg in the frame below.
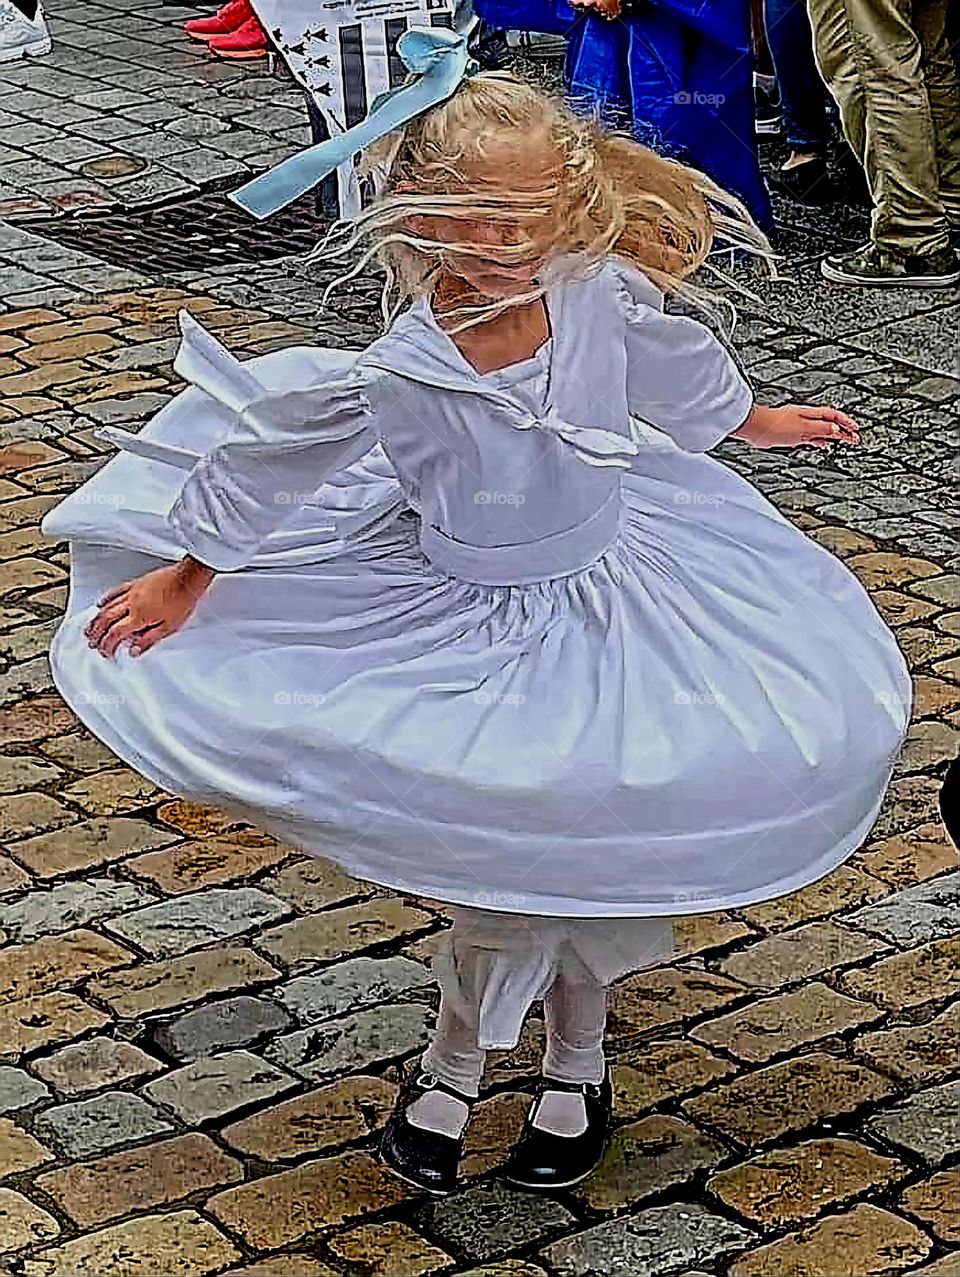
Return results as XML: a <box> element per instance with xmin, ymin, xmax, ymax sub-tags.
<box><xmin>765</xmin><ymin>0</ymin><xmax>835</xmax><ymax>201</ymax></box>
<box><xmin>304</xmin><ymin>95</ymin><xmax>342</xmax><ymax>220</ymax></box>
<box><xmin>7</xmin><ymin>0</ymin><xmax>38</xmax><ymax>15</ymax></box>
<box><xmin>765</xmin><ymin>0</ymin><xmax>831</xmax><ymax>155</ymax></box>
<box><xmin>807</xmin><ymin>0</ymin><xmax>865</xmax><ymax>167</ymax></box>
<box><xmin>914</xmin><ymin>0</ymin><xmax>960</xmax><ymax>232</ymax></box>
<box><xmin>812</xmin><ymin>0</ymin><xmax>949</xmax><ymax>256</ymax></box>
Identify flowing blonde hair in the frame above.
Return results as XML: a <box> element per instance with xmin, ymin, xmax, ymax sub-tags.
<box><xmin>319</xmin><ymin>70</ymin><xmax>771</xmax><ymax>328</ymax></box>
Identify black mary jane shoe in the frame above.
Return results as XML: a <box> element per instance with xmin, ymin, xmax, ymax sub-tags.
<box><xmin>379</xmin><ymin>1068</ymin><xmax>476</xmax><ymax>1196</ymax></box>
<box><xmin>502</xmin><ymin>1070</ymin><xmax>613</xmax><ymax>1191</ymax></box>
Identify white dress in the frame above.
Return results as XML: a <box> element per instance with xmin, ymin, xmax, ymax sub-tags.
<box><xmin>44</xmin><ymin>259</ymin><xmax>910</xmax><ymax>920</ymax></box>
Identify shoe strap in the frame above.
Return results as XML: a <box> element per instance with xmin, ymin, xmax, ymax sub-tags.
<box><xmin>539</xmin><ymin>1073</ymin><xmax>606</xmax><ymax>1097</ymax></box>
<box><xmin>411</xmin><ymin>1070</ymin><xmax>478</xmax><ymax>1107</ymax></box>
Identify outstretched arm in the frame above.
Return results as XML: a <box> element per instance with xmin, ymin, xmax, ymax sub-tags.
<box><xmin>84</xmin><ymin>312</ymin><xmax>376</xmax><ymax>659</ymax></box>
<box><xmin>733</xmin><ymin>402</ymin><xmax>860</xmax><ymax>449</ymax></box>
<box><xmin>617</xmin><ymin>262</ymin><xmax>861</xmax><ymax>454</ymax></box>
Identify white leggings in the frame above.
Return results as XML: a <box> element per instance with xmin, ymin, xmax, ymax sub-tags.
<box><xmin>420</xmin><ymin>906</ymin><xmax>674</xmax><ymax>1095</ymax></box>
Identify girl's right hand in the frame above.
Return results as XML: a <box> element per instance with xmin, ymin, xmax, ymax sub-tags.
<box><xmin>84</xmin><ymin>557</ymin><xmax>216</xmax><ymax>659</ymax></box>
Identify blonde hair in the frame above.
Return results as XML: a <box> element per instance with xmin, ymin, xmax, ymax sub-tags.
<box><xmin>321</xmin><ymin>71</ymin><xmax>771</xmax><ymax>328</ymax></box>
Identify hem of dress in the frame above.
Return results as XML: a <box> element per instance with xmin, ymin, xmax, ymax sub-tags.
<box><xmin>331</xmin><ymin>804</ymin><xmax>885</xmax><ymax>919</ymax></box>
<box><xmin>49</xmin><ymin>643</ymin><xmax>889</xmax><ymax>920</ymax></box>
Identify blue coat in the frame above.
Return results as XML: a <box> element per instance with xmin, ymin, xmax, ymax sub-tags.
<box><xmin>475</xmin><ymin>0</ymin><xmax>772</xmax><ymax>229</ymax></box>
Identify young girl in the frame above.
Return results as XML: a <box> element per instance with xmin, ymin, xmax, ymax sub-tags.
<box><xmin>45</xmin><ymin>52</ymin><xmax>909</xmax><ymax>1196</ymax></box>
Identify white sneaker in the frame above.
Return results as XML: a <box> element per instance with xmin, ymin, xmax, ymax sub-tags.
<box><xmin>0</xmin><ymin>0</ymin><xmax>52</xmax><ymax>62</ymax></box>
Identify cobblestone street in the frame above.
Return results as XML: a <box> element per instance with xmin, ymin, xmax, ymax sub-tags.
<box><xmin>1</xmin><ymin>3</ymin><xmax>959</xmax><ymax>1275</ymax></box>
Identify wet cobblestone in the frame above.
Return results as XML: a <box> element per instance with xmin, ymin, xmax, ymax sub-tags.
<box><xmin>1</xmin><ymin>2</ymin><xmax>958</xmax><ymax>1273</ymax></box>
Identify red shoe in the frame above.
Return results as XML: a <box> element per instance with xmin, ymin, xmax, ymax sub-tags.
<box><xmin>208</xmin><ymin>15</ymin><xmax>268</xmax><ymax>59</ymax></box>
<box><xmin>184</xmin><ymin>0</ymin><xmax>253</xmax><ymax>43</ymax></box>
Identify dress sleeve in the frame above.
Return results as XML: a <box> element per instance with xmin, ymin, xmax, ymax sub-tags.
<box><xmin>613</xmin><ymin>261</ymin><xmax>754</xmax><ymax>453</ymax></box>
<box><xmin>167</xmin><ymin>312</ymin><xmax>376</xmax><ymax>571</ymax></box>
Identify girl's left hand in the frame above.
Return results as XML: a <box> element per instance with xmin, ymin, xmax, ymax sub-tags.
<box><xmin>735</xmin><ymin>403</ymin><xmax>860</xmax><ymax>450</ymax></box>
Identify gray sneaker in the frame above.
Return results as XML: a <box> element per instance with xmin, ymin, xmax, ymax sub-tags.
<box><xmin>0</xmin><ymin>0</ymin><xmax>51</xmax><ymax>62</ymax></box>
<box><xmin>821</xmin><ymin>242</ymin><xmax>960</xmax><ymax>288</ymax></box>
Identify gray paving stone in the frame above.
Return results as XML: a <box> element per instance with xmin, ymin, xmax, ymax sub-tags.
<box><xmin>16</xmin><ymin>67</ymin><xmax>102</xmax><ymax>98</ymax></box>
<box><xmin>0</xmin><ymin>222</ymin><xmax>47</xmax><ymax>249</ymax></box>
<box><xmin>108</xmin><ymin>171</ymin><xmax>195</xmax><ymax>208</ymax></box>
<box><xmin>740</xmin><ymin>258</ymin><xmax>947</xmax><ymax>342</ymax></box>
<box><xmin>541</xmin><ymin>1204</ymin><xmax>756</xmax><ymax>1276</ymax></box>
<box><xmin>265</xmin><ymin>1003</ymin><xmax>432</xmax><ymax>1079</ymax></box>
<box><xmin>817</xmin><ymin>500</ymin><xmax>880</xmax><ymax>524</ymax></box>
<box><xmin>90</xmin><ymin>337</ymin><xmax>180</xmax><ymax>372</ymax></box>
<box><xmin>4</xmin><ymin>240</ymin><xmax>102</xmax><ymax>272</ymax></box>
<box><xmin>82</xmin><ymin>393</ymin><xmax>173</xmax><ymax>424</ymax></box>
<box><xmin>164</xmin><ymin>113</ymin><xmax>233</xmax><ymax>139</ymax></box>
<box><xmin>55</xmin><ymin>265</ymin><xmax>148</xmax><ymax>291</ymax></box>
<box><xmin>0</xmin><ymin>123</ymin><xmax>59</xmax><ymax>151</ymax></box>
<box><xmin>109</xmin><ymin>69</ymin><xmax>183</xmax><ymax>92</ymax></box>
<box><xmin>205</xmin><ymin>129</ymin><xmax>292</xmax><ymax>160</ymax></box>
<box><xmin>0</xmin><ymin>1066</ymin><xmax>52</xmax><ymax>1113</ymax></box>
<box><xmin>846</xmin><ymin>872</ymin><xmax>960</xmax><ymax>946</ymax></box>
<box><xmin>0</xmin><ymin>654</ymin><xmax>55</xmax><ymax>706</ymax></box>
<box><xmin>221</xmin><ymin>73</ymin><xmax>294</xmax><ymax>102</ymax></box>
<box><xmin>0</xmin><ymin>754</ymin><xmax>63</xmax><ymax>795</ymax></box>
<box><xmin>155</xmin><ymin>147</ymin><xmax>247</xmax><ymax>183</ymax></box>
<box><xmin>149</xmin><ymin>995</ymin><xmax>293</xmax><ymax>1062</ymax></box>
<box><xmin>574</xmin><ymin>1117</ymin><xmax>728</xmax><ymax>1211</ymax></box>
<box><xmin>32</xmin><ymin>1036</ymin><xmax>164</xmax><ymax>1097</ymax></box>
<box><xmin>34</xmin><ymin>1090</ymin><xmax>175</xmax><ymax>1158</ymax></box>
<box><xmin>120</xmin><ymin>101</ymin><xmax>185</xmax><ymax>125</ymax></box>
<box><xmin>866</xmin><ymin>1080</ymin><xmax>960</xmax><ymax>1166</ymax></box>
<box><xmin>1</xmin><ymin>876</ymin><xmax>157</xmax><ymax>943</ymax></box>
<box><xmin>68</xmin><ymin>117</ymin><xmax>146</xmax><ymax>144</ymax></box>
<box><xmin>275</xmin><ymin>956</ymin><xmax>432</xmax><ymax>1026</ymax></box>
<box><xmin>104</xmin><ymin>886</ymin><xmax>288</xmax><ymax>958</ymax></box>
<box><xmin>868</xmin><ymin>495</ymin><xmax>934</xmax><ymax>517</ymax></box>
<box><xmin>72</xmin><ymin>88</ymin><xmax>152</xmax><ymax>111</ymax></box>
<box><xmin>117</xmin><ymin>131</ymin><xmax>193</xmax><ymax>160</ymax></box>
<box><xmin>852</xmin><ymin>304</ymin><xmax>960</xmax><ymax>377</ymax></box>
<box><xmin>0</xmin><ymin>652</ymin><xmax>59</xmax><ymax>703</ymax></box>
<box><xmin>0</xmin><ymin>157</ymin><xmax>75</xmax><ymax>187</ymax></box>
<box><xmin>0</xmin><ymin>266</ymin><xmax>59</xmax><ymax>298</ymax></box>
<box><xmin>141</xmin><ymin>1050</ymin><xmax>298</xmax><ymax>1124</ymax></box>
<box><xmin>160</xmin><ymin>82</ymin><xmax>229</xmax><ymax>108</ymax></box>
<box><xmin>0</xmin><ymin>90</ymin><xmax>59</xmax><ymax>117</ymax></box>
<box><xmin>911</xmin><ymin>374</ymin><xmax>960</xmax><ymax>403</ymax></box>
<box><xmin>2</xmin><ymin>286</ymin><xmax>77</xmax><ymax>309</ymax></box>
<box><xmin>230</xmin><ymin>105</ymin><xmax>306</xmax><ymax>136</ymax></box>
<box><xmin>419</xmin><ymin>1180</ymin><xmax>577</xmax><ymax>1263</ymax></box>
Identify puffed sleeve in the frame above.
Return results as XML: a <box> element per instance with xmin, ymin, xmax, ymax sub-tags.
<box><xmin>167</xmin><ymin>312</ymin><xmax>376</xmax><ymax>571</ymax></box>
<box><xmin>613</xmin><ymin>260</ymin><xmax>754</xmax><ymax>453</ymax></box>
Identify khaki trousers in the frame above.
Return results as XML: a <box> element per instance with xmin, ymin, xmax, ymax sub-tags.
<box><xmin>807</xmin><ymin>0</ymin><xmax>960</xmax><ymax>255</ymax></box>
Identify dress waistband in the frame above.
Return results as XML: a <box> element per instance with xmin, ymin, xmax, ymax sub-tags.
<box><xmin>420</xmin><ymin>489</ymin><xmax>623</xmax><ymax>586</ymax></box>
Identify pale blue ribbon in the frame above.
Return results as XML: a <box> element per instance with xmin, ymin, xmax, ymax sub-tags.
<box><xmin>230</xmin><ymin>27</ymin><xmax>474</xmax><ymax>220</ymax></box>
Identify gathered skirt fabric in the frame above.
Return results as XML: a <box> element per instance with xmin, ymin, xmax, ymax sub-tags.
<box><xmin>47</xmin><ymin>376</ymin><xmax>910</xmax><ymax>919</ymax></box>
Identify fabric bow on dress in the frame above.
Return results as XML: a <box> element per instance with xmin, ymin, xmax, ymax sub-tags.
<box><xmin>508</xmin><ymin>404</ymin><xmax>639</xmax><ymax>469</ymax></box>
